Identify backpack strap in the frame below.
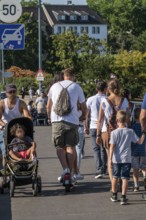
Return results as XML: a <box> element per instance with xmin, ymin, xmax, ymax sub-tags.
<box><xmin>59</xmin><ymin>82</ymin><xmax>74</xmax><ymax>89</ymax></box>
<box><xmin>107</xmin><ymin>97</ymin><xmax>124</xmax><ymax>111</ymax></box>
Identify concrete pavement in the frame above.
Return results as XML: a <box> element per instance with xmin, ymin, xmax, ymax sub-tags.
<box><xmin>1</xmin><ymin>126</ymin><xmax>146</xmax><ymax>220</ymax></box>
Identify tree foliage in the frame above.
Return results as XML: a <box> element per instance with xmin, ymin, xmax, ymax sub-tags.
<box><xmin>113</xmin><ymin>50</ymin><xmax>146</xmax><ymax>97</ymax></box>
<box><xmin>87</xmin><ymin>0</ymin><xmax>146</xmax><ymax>50</ymax></box>
<box><xmin>21</xmin><ymin>0</ymin><xmax>38</xmax><ymax>7</ymax></box>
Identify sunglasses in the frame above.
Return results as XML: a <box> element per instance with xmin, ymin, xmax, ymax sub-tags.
<box><xmin>8</xmin><ymin>90</ymin><xmax>16</xmax><ymax>94</ymax></box>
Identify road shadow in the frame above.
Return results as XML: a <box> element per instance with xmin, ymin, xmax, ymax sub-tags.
<box><xmin>0</xmin><ymin>193</ymin><xmax>12</xmax><ymax>220</ymax></box>
<box><xmin>41</xmin><ymin>180</ymin><xmax>111</xmax><ymax>197</ymax></box>
<box><xmin>38</xmin><ymin>156</ymin><xmax>58</xmax><ymax>160</ymax></box>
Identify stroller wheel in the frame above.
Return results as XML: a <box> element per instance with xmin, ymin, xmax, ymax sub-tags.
<box><xmin>32</xmin><ymin>180</ymin><xmax>38</xmax><ymax>196</ymax></box>
<box><xmin>10</xmin><ymin>177</ymin><xmax>15</xmax><ymax>197</ymax></box>
<box><xmin>37</xmin><ymin>176</ymin><xmax>42</xmax><ymax>193</ymax></box>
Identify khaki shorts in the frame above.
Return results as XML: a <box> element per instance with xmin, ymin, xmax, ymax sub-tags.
<box><xmin>52</xmin><ymin>121</ymin><xmax>79</xmax><ymax>148</ymax></box>
<box><xmin>102</xmin><ymin>132</ymin><xmax>110</xmax><ymax>150</ymax></box>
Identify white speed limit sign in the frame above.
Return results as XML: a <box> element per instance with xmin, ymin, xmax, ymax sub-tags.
<box><xmin>0</xmin><ymin>0</ymin><xmax>22</xmax><ymax>23</ymax></box>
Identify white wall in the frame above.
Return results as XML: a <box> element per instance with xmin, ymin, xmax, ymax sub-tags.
<box><xmin>53</xmin><ymin>24</ymin><xmax>107</xmax><ymax>41</ymax></box>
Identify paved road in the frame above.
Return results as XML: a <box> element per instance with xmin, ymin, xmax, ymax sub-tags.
<box><xmin>1</xmin><ymin>126</ymin><xmax>146</xmax><ymax>220</ymax></box>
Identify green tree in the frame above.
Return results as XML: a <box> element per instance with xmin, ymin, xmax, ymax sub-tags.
<box><xmin>87</xmin><ymin>0</ymin><xmax>146</xmax><ymax>51</ymax></box>
<box><xmin>48</xmin><ymin>31</ymin><xmax>101</xmax><ymax>74</ymax></box>
<box><xmin>21</xmin><ymin>0</ymin><xmax>38</xmax><ymax>7</ymax></box>
<box><xmin>112</xmin><ymin>50</ymin><xmax>146</xmax><ymax>97</ymax></box>
<box><xmin>132</xmin><ymin>31</ymin><xmax>146</xmax><ymax>52</ymax></box>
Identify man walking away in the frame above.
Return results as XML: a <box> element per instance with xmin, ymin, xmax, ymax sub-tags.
<box><xmin>85</xmin><ymin>81</ymin><xmax>107</xmax><ymax>178</ymax></box>
<box><xmin>47</xmin><ymin>68</ymin><xmax>87</xmax><ymax>183</ymax></box>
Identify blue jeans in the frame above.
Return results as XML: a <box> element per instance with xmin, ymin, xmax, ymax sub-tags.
<box><xmin>112</xmin><ymin>163</ymin><xmax>131</xmax><ymax>180</ymax></box>
<box><xmin>76</xmin><ymin>126</ymin><xmax>84</xmax><ymax>171</ymax></box>
<box><xmin>90</xmin><ymin>129</ymin><xmax>107</xmax><ymax>174</ymax></box>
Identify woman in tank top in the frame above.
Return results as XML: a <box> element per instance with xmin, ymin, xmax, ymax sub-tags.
<box><xmin>96</xmin><ymin>79</ymin><xmax>129</xmax><ymax>183</ymax></box>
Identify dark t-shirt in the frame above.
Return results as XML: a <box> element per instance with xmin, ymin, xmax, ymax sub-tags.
<box><xmin>131</xmin><ymin>123</ymin><xmax>146</xmax><ymax>156</ymax></box>
<box><xmin>10</xmin><ymin>136</ymin><xmax>32</xmax><ymax>152</ymax></box>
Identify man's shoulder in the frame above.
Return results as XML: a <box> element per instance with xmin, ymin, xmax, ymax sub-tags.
<box><xmin>19</xmin><ymin>99</ymin><xmax>27</xmax><ymax>107</ymax></box>
<box><xmin>87</xmin><ymin>95</ymin><xmax>95</xmax><ymax>102</ymax></box>
<box><xmin>0</xmin><ymin>99</ymin><xmax>5</xmax><ymax>105</ymax></box>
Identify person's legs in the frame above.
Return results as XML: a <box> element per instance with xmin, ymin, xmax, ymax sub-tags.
<box><xmin>100</xmin><ymin>144</ymin><xmax>107</xmax><ymax>174</ymax></box>
<box><xmin>107</xmin><ymin>152</ymin><xmax>113</xmax><ymax>183</ymax></box>
<box><xmin>90</xmin><ymin>129</ymin><xmax>103</xmax><ymax>177</ymax></box>
<box><xmin>112</xmin><ymin>177</ymin><xmax>118</xmax><ymax>193</ymax></box>
<box><xmin>0</xmin><ymin>131</ymin><xmax>5</xmax><ymax>168</ymax></box>
<box><xmin>120</xmin><ymin>163</ymin><xmax>131</xmax><ymax>205</ymax></box>
<box><xmin>122</xmin><ymin>179</ymin><xmax>129</xmax><ymax>195</ymax></box>
<box><xmin>66</xmin><ymin>146</ymin><xmax>76</xmax><ymax>173</ymax></box>
<box><xmin>75</xmin><ymin>126</ymin><xmax>84</xmax><ymax>172</ymax></box>
<box><xmin>56</xmin><ymin>147</ymin><xmax>68</xmax><ymax>170</ymax></box>
<box><xmin>132</xmin><ymin>156</ymin><xmax>139</xmax><ymax>190</ymax></box>
<box><xmin>102</xmin><ymin>132</ymin><xmax>112</xmax><ymax>182</ymax></box>
<box><xmin>52</xmin><ymin>122</ymin><xmax>69</xmax><ymax>173</ymax></box>
<box><xmin>140</xmin><ymin>157</ymin><xmax>146</xmax><ymax>190</ymax></box>
<box><xmin>133</xmin><ymin>169</ymin><xmax>139</xmax><ymax>190</ymax></box>
<box><xmin>110</xmin><ymin>163</ymin><xmax>120</xmax><ymax>202</ymax></box>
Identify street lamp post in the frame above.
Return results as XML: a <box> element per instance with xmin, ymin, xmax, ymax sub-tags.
<box><xmin>38</xmin><ymin>0</ymin><xmax>42</xmax><ymax>92</ymax></box>
<box><xmin>0</xmin><ymin>43</ymin><xmax>5</xmax><ymax>85</ymax></box>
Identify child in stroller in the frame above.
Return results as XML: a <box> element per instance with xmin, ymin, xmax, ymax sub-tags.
<box><xmin>9</xmin><ymin>123</ymin><xmax>36</xmax><ymax>161</ymax></box>
<box><xmin>0</xmin><ymin>117</ymin><xmax>41</xmax><ymax>197</ymax></box>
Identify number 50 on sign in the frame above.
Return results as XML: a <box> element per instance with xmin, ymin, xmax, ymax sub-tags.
<box><xmin>0</xmin><ymin>0</ymin><xmax>22</xmax><ymax>23</ymax></box>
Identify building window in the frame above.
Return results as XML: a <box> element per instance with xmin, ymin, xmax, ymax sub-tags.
<box><xmin>81</xmin><ymin>26</ymin><xmax>88</xmax><ymax>34</ymax></box>
<box><xmin>62</xmin><ymin>26</ymin><xmax>66</xmax><ymax>33</ymax></box>
<box><xmin>57</xmin><ymin>27</ymin><xmax>62</xmax><ymax>34</ymax></box>
<box><xmin>58</xmin><ymin>14</ymin><xmax>66</xmax><ymax>20</ymax></box>
<box><xmin>73</xmin><ymin>26</ymin><xmax>77</xmax><ymax>33</ymax></box>
<box><xmin>92</xmin><ymin>26</ymin><xmax>100</xmax><ymax>34</ymax></box>
<box><xmin>68</xmin><ymin>26</ymin><xmax>73</xmax><ymax>32</ymax></box>
<box><xmin>70</xmin><ymin>15</ymin><xmax>77</xmax><ymax>21</ymax></box>
<box><xmin>81</xmin><ymin>15</ymin><xmax>88</xmax><ymax>21</ymax></box>
<box><xmin>57</xmin><ymin>26</ymin><xmax>66</xmax><ymax>34</ymax></box>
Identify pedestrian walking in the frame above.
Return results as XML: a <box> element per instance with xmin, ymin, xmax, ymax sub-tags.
<box><xmin>74</xmin><ymin>104</ymin><xmax>85</xmax><ymax>180</ymax></box>
<box><xmin>96</xmin><ymin>79</ymin><xmax>129</xmax><ymax>183</ymax></box>
<box><xmin>21</xmin><ymin>87</ymin><xmax>25</xmax><ymax>99</ymax></box>
<box><xmin>131</xmin><ymin>108</ymin><xmax>146</xmax><ymax>192</ymax></box>
<box><xmin>47</xmin><ymin>68</ymin><xmax>87</xmax><ymax>184</ymax></box>
<box><xmin>85</xmin><ymin>81</ymin><xmax>107</xmax><ymax>179</ymax></box>
<box><xmin>109</xmin><ymin>110</ymin><xmax>145</xmax><ymax>205</ymax></box>
<box><xmin>29</xmin><ymin>87</ymin><xmax>33</xmax><ymax>100</ymax></box>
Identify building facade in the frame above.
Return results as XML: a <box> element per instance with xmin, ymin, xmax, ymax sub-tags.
<box><xmin>42</xmin><ymin>4</ymin><xmax>107</xmax><ymax>41</ymax></box>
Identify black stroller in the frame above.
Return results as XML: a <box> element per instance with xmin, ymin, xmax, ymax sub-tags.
<box><xmin>1</xmin><ymin>117</ymin><xmax>42</xmax><ymax>197</ymax></box>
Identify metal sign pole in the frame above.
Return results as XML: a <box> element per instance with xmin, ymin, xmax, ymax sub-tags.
<box><xmin>1</xmin><ymin>45</ymin><xmax>5</xmax><ymax>85</ymax></box>
<box><xmin>38</xmin><ymin>0</ymin><xmax>42</xmax><ymax>93</ymax></box>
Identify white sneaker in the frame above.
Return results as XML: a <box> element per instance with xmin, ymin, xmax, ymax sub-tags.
<box><xmin>63</xmin><ymin>168</ymin><xmax>70</xmax><ymax>175</ymax></box>
<box><xmin>74</xmin><ymin>173</ymin><xmax>84</xmax><ymax>180</ymax></box>
<box><xmin>58</xmin><ymin>176</ymin><xmax>63</xmax><ymax>183</ymax></box>
<box><xmin>71</xmin><ymin>175</ymin><xmax>77</xmax><ymax>186</ymax></box>
<box><xmin>95</xmin><ymin>174</ymin><xmax>103</xmax><ymax>179</ymax></box>
<box><xmin>58</xmin><ymin>168</ymin><xmax>70</xmax><ymax>183</ymax></box>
